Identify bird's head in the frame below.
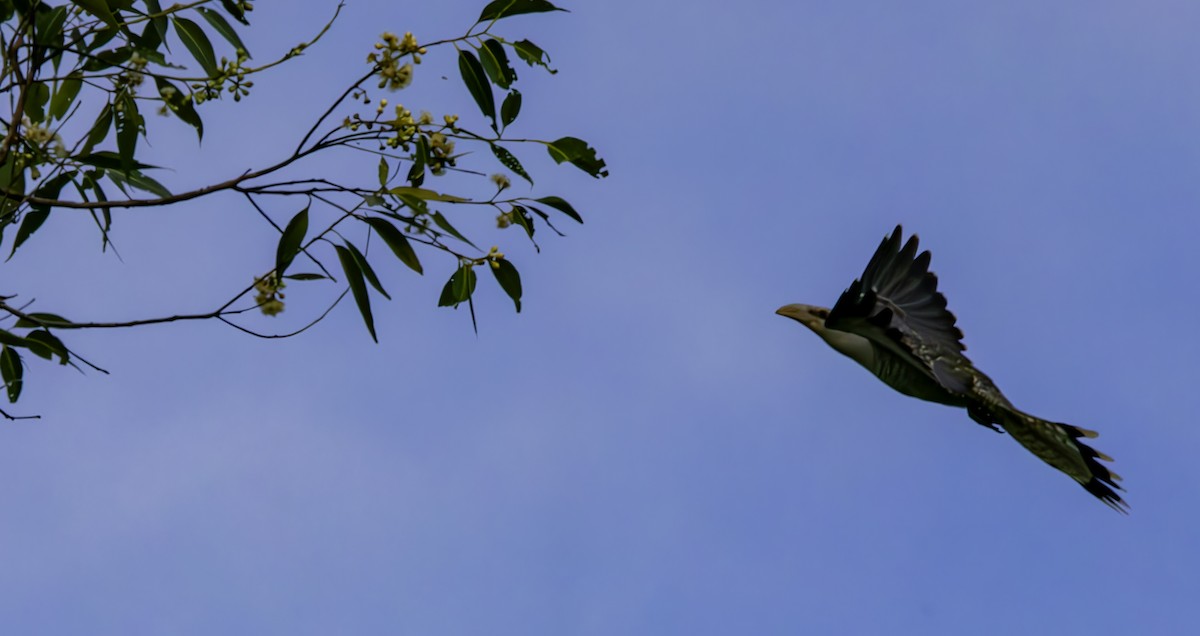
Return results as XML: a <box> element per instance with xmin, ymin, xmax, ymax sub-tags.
<box><xmin>775</xmin><ymin>303</ymin><xmax>831</xmax><ymax>333</ymax></box>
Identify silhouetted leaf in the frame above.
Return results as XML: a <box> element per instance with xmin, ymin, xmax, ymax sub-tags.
<box><xmin>275</xmin><ymin>207</ymin><xmax>308</xmax><ymax>276</ymax></box>
<box><xmin>49</xmin><ymin>73</ymin><xmax>82</xmax><ymax>121</ymax></box>
<box><xmin>13</xmin><ymin>313</ymin><xmax>72</xmax><ymax>329</ymax></box>
<box><xmin>479</xmin><ymin>38</ymin><xmax>516</xmax><ymax>89</ymax></box>
<box><xmin>478</xmin><ymin>0</ymin><xmax>566</xmax><ymax>23</ymax></box>
<box><xmin>197</xmin><ymin>7</ymin><xmax>250</xmax><ymax>57</ymax></box>
<box><xmin>172</xmin><ymin>17</ymin><xmax>218</xmax><ymax>77</ymax></box>
<box><xmin>154</xmin><ymin>77</ymin><xmax>203</xmax><ymax>140</ymax></box>
<box><xmin>547</xmin><ymin>136</ymin><xmax>608</xmax><ymax>178</ymax></box>
<box><xmin>0</xmin><ymin>330</ymin><xmax>29</xmax><ymax>348</ymax></box>
<box><xmin>34</xmin><ymin>4</ymin><xmax>68</xmax><ymax>46</ymax></box>
<box><xmin>9</xmin><ymin>205</ymin><xmax>49</xmax><ymax>259</ymax></box>
<box><xmin>335</xmin><ymin>244</ymin><xmax>377</xmax><ymax>342</ymax></box>
<box><xmin>220</xmin><ymin>0</ymin><xmax>250</xmax><ymax>25</ymax></box>
<box><xmin>23</xmin><ymin>330</ymin><xmax>69</xmax><ymax>365</ymax></box>
<box><xmin>501</xmin><ymin>89</ymin><xmax>522</xmax><ymax>128</ymax></box>
<box><xmin>345</xmin><ymin>241</ymin><xmax>390</xmax><ymax>300</ymax></box>
<box><xmin>75</xmin><ymin>151</ymin><xmax>158</xmax><ymax>171</ymax></box>
<box><xmin>458</xmin><ymin>49</ymin><xmax>495</xmax><ymax>125</ymax></box>
<box><xmin>388</xmin><ymin>186</ymin><xmax>469</xmax><ymax>203</ymax></box>
<box><xmin>363</xmin><ymin>217</ymin><xmax>423</xmax><ymax>274</ymax></box>
<box><xmin>81</xmin><ymin>103</ymin><xmax>113</xmax><ymax>155</ymax></box>
<box><xmin>107</xmin><ymin>170</ymin><xmax>172</xmax><ymax>198</ymax></box>
<box><xmin>72</xmin><ymin>0</ymin><xmax>118</xmax><ymax>28</ymax></box>
<box><xmin>512</xmin><ymin>39</ymin><xmax>556</xmax><ymax>73</ymax></box>
<box><xmin>431</xmin><ymin>211</ymin><xmax>478</xmax><ymax>249</ymax></box>
<box><xmin>534</xmin><ymin>195</ymin><xmax>582</xmax><ymax>223</ymax></box>
<box><xmin>438</xmin><ymin>264</ymin><xmax>476</xmax><ymax>307</ymax></box>
<box><xmin>491</xmin><ymin>144</ymin><xmax>531</xmax><ymax>184</ymax></box>
<box><xmin>490</xmin><ymin>258</ymin><xmax>522</xmax><ymax>312</ymax></box>
<box><xmin>114</xmin><ymin>91</ymin><xmax>143</xmax><ymax>172</ymax></box>
<box><xmin>407</xmin><ymin>134</ymin><xmax>427</xmax><ymax>186</ymax></box>
<box><xmin>0</xmin><ymin>345</ymin><xmax>22</xmax><ymax>402</ymax></box>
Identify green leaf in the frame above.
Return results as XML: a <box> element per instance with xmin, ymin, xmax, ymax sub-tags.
<box><xmin>458</xmin><ymin>49</ymin><xmax>495</xmax><ymax>125</ymax></box>
<box><xmin>490</xmin><ymin>258</ymin><xmax>522</xmax><ymax>312</ymax></box>
<box><xmin>81</xmin><ymin>103</ymin><xmax>113</xmax><ymax>155</ymax></box>
<box><xmin>524</xmin><ymin>204</ymin><xmax>565</xmax><ymax>237</ymax></box>
<box><xmin>509</xmin><ymin>205</ymin><xmax>538</xmax><ymax>247</ymax></box>
<box><xmin>512</xmin><ymin>39</ymin><xmax>556</xmax><ymax>73</ymax></box>
<box><xmin>387</xmin><ymin>186</ymin><xmax>469</xmax><ymax>203</ymax></box>
<box><xmin>0</xmin><ymin>156</ymin><xmax>26</xmax><ymax>226</ymax></box>
<box><xmin>393</xmin><ymin>193</ymin><xmax>427</xmax><ymax>215</ymax></box>
<box><xmin>547</xmin><ymin>136</ymin><xmax>608</xmax><ymax>178</ymax></box>
<box><xmin>196</xmin><ymin>7</ymin><xmax>250</xmax><ymax>57</ymax></box>
<box><xmin>438</xmin><ymin>264</ymin><xmax>477</xmax><ymax>307</ymax></box>
<box><xmin>283</xmin><ymin>273</ymin><xmax>325</xmax><ymax>281</ymax></box>
<box><xmin>106</xmin><ymin>169</ymin><xmax>172</xmax><ymax>198</ymax></box>
<box><xmin>377</xmin><ymin>157</ymin><xmax>388</xmax><ymax>188</ymax></box>
<box><xmin>431</xmin><ymin>211</ymin><xmax>478</xmax><ymax>249</ymax></box>
<box><xmin>13</xmin><ymin>312</ymin><xmax>73</xmax><ymax>329</ymax></box>
<box><xmin>82</xmin><ymin>44</ymin><xmax>135</xmax><ymax>72</ymax></box>
<box><xmin>274</xmin><ymin>207</ymin><xmax>308</xmax><ymax>276</ymax></box>
<box><xmin>8</xmin><ymin>205</ymin><xmax>50</xmax><ymax>259</ymax></box>
<box><xmin>363</xmin><ymin>217</ymin><xmax>423</xmax><ymax>274</ymax></box>
<box><xmin>23</xmin><ymin>330</ymin><xmax>69</xmax><ymax>365</ymax></box>
<box><xmin>25</xmin><ymin>82</ymin><xmax>50</xmax><ymax>124</ymax></box>
<box><xmin>407</xmin><ymin>134</ymin><xmax>427</xmax><ymax>186</ymax></box>
<box><xmin>72</xmin><ymin>0</ymin><xmax>118</xmax><ymax>28</ymax></box>
<box><xmin>219</xmin><ymin>0</ymin><xmax>250</xmax><ymax>26</ymax></box>
<box><xmin>0</xmin><ymin>329</ymin><xmax>29</xmax><ymax>348</ymax></box>
<box><xmin>491</xmin><ymin>144</ymin><xmax>531</xmax><ymax>185</ymax></box>
<box><xmin>49</xmin><ymin>73</ymin><xmax>82</xmax><ymax>121</ymax></box>
<box><xmin>34</xmin><ymin>5</ymin><xmax>68</xmax><ymax>47</ymax></box>
<box><xmin>75</xmin><ymin>151</ymin><xmax>158</xmax><ymax>171</ymax></box>
<box><xmin>478</xmin><ymin>0</ymin><xmax>566</xmax><ymax>22</ymax></box>
<box><xmin>335</xmin><ymin>244</ymin><xmax>377</xmax><ymax>342</ymax></box>
<box><xmin>154</xmin><ymin>77</ymin><xmax>204</xmax><ymax>140</ymax></box>
<box><xmin>144</xmin><ymin>0</ymin><xmax>169</xmax><ymax>49</ymax></box>
<box><xmin>1</xmin><ymin>345</ymin><xmax>22</xmax><ymax>402</ymax></box>
<box><xmin>479</xmin><ymin>39</ymin><xmax>516</xmax><ymax>89</ymax></box>
<box><xmin>501</xmin><ymin>89</ymin><xmax>522</xmax><ymax>129</ymax></box>
<box><xmin>345</xmin><ymin>241</ymin><xmax>390</xmax><ymax>300</ymax></box>
<box><xmin>534</xmin><ymin>195</ymin><xmax>583</xmax><ymax>223</ymax></box>
<box><xmin>114</xmin><ymin>91</ymin><xmax>143</xmax><ymax>173</ymax></box>
<box><xmin>171</xmin><ymin>17</ymin><xmax>218</xmax><ymax>77</ymax></box>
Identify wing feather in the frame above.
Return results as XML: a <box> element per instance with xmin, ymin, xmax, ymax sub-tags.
<box><xmin>825</xmin><ymin>226</ymin><xmax>971</xmax><ymax>386</ymax></box>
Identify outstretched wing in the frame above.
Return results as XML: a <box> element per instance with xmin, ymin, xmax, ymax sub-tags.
<box><xmin>825</xmin><ymin>225</ymin><xmax>976</xmax><ymax>395</ymax></box>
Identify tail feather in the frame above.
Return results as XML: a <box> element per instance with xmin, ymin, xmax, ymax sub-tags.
<box><xmin>996</xmin><ymin>409</ymin><xmax>1128</xmax><ymax>514</ymax></box>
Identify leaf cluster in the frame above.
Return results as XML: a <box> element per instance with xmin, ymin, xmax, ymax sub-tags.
<box><xmin>0</xmin><ymin>0</ymin><xmax>606</xmax><ymax>416</ymax></box>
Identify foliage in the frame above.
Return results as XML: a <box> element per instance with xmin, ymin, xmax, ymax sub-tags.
<box><xmin>0</xmin><ymin>0</ymin><xmax>606</xmax><ymax>419</ymax></box>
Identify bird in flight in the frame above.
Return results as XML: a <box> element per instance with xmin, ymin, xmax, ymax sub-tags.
<box><xmin>777</xmin><ymin>226</ymin><xmax>1126</xmax><ymax>512</ymax></box>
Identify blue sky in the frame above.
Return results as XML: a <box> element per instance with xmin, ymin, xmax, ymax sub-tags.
<box><xmin>2</xmin><ymin>1</ymin><xmax>1198</xmax><ymax>633</ymax></box>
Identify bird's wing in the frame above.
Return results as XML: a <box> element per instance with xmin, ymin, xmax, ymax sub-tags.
<box><xmin>825</xmin><ymin>225</ymin><xmax>975</xmax><ymax>394</ymax></box>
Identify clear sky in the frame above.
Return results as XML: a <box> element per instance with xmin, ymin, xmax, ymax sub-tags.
<box><xmin>2</xmin><ymin>1</ymin><xmax>1198</xmax><ymax>633</ymax></box>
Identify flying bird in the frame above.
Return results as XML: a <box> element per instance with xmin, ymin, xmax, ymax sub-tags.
<box><xmin>776</xmin><ymin>226</ymin><xmax>1126</xmax><ymax>512</ymax></box>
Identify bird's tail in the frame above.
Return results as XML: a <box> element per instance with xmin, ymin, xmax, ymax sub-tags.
<box><xmin>994</xmin><ymin>408</ymin><xmax>1127</xmax><ymax>513</ymax></box>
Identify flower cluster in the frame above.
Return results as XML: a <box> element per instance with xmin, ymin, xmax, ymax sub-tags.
<box><xmin>253</xmin><ymin>274</ymin><xmax>286</xmax><ymax>316</ymax></box>
<box><xmin>368</xmin><ymin>31</ymin><xmax>425</xmax><ymax>91</ymax></box>
<box><xmin>192</xmin><ymin>50</ymin><xmax>253</xmax><ymax>104</ymax></box>
<box><xmin>487</xmin><ymin>245</ymin><xmax>505</xmax><ymax>269</ymax></box>
<box><xmin>428</xmin><ymin>132</ymin><xmax>456</xmax><ymax>174</ymax></box>
<box><xmin>19</xmin><ymin>116</ymin><xmax>66</xmax><ymax>178</ymax></box>
<box><xmin>115</xmin><ymin>51</ymin><xmax>148</xmax><ymax>90</ymax></box>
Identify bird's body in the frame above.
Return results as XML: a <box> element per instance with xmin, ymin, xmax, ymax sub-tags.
<box><xmin>777</xmin><ymin>226</ymin><xmax>1126</xmax><ymax>512</ymax></box>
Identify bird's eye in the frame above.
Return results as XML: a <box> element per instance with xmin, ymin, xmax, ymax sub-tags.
<box><xmin>814</xmin><ymin>308</ymin><xmax>829</xmax><ymax>319</ymax></box>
